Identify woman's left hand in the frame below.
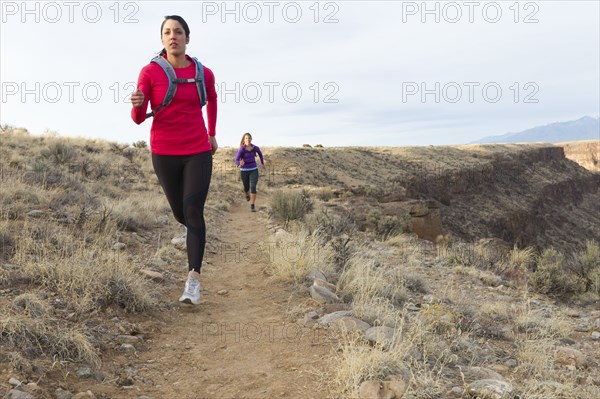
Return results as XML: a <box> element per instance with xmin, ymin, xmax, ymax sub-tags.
<box><xmin>209</xmin><ymin>136</ymin><xmax>218</xmax><ymax>155</ymax></box>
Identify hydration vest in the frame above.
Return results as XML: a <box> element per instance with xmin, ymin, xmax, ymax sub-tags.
<box><xmin>145</xmin><ymin>55</ymin><xmax>207</xmax><ymax>118</ymax></box>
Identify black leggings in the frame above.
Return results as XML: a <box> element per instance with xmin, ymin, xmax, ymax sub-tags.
<box><xmin>240</xmin><ymin>169</ymin><xmax>259</xmax><ymax>194</ymax></box>
<box><xmin>152</xmin><ymin>151</ymin><xmax>212</xmax><ymax>273</ymax></box>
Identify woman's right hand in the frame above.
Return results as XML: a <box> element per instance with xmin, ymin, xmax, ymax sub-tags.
<box><xmin>239</xmin><ymin>159</ymin><xmax>245</xmax><ymax>166</ymax></box>
<box><xmin>131</xmin><ymin>89</ymin><xmax>145</xmax><ymax>108</ymax></box>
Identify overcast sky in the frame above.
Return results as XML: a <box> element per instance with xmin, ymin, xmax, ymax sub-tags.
<box><xmin>1</xmin><ymin>0</ymin><xmax>599</xmax><ymax>147</ymax></box>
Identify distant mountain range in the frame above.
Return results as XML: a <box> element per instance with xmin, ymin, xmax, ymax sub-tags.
<box><xmin>472</xmin><ymin>116</ymin><xmax>600</xmax><ymax>144</ymax></box>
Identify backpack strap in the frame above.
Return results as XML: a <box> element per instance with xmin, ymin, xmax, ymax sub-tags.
<box><xmin>146</xmin><ymin>56</ymin><xmax>178</xmax><ymax>118</ymax></box>
<box><xmin>191</xmin><ymin>57</ymin><xmax>207</xmax><ymax>107</ymax></box>
<box><xmin>238</xmin><ymin>146</ymin><xmax>256</xmax><ymax>163</ymax></box>
<box><xmin>146</xmin><ymin>56</ymin><xmax>208</xmax><ymax>118</ymax></box>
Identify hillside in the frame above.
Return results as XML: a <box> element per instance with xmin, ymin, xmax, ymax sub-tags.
<box><xmin>473</xmin><ymin>116</ymin><xmax>599</xmax><ymax>144</ymax></box>
<box><xmin>1</xmin><ymin>128</ymin><xmax>599</xmax><ymax>399</ymax></box>
<box><xmin>264</xmin><ymin>143</ymin><xmax>599</xmax><ymax>253</ymax></box>
<box><xmin>561</xmin><ymin>140</ymin><xmax>600</xmax><ymax>173</ymax></box>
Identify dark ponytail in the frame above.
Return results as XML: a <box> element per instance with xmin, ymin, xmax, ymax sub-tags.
<box><xmin>158</xmin><ymin>15</ymin><xmax>190</xmax><ymax>56</ymax></box>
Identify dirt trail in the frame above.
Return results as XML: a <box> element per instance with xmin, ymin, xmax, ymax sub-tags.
<box><xmin>127</xmin><ymin>198</ymin><xmax>333</xmax><ymax>399</ymax></box>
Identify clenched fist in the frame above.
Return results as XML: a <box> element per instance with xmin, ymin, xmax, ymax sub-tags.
<box><xmin>131</xmin><ymin>89</ymin><xmax>145</xmax><ymax>108</ymax></box>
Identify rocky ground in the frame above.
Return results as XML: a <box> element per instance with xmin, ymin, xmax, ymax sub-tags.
<box><xmin>1</xmin><ymin>130</ymin><xmax>598</xmax><ymax>398</ymax></box>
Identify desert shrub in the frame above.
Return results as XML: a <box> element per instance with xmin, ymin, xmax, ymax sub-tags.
<box><xmin>366</xmin><ymin>209</ymin><xmax>411</xmax><ymax>239</ymax></box>
<box><xmin>308</xmin><ymin>208</ymin><xmax>356</xmax><ymax>237</ymax></box>
<box><xmin>122</xmin><ymin>147</ymin><xmax>137</xmax><ymax>162</ymax></box>
<box><xmin>500</xmin><ymin>246</ymin><xmax>536</xmax><ymax>284</ymax></box>
<box><xmin>422</xmin><ymin>303</ymin><xmax>457</xmax><ymax>335</ymax></box>
<box><xmin>0</xmin><ymin>185</ymin><xmax>40</xmax><ymax>205</ymax></box>
<box><xmin>50</xmin><ymin>183</ymin><xmax>88</xmax><ymax>210</ymax></box>
<box><xmin>514</xmin><ymin>308</ymin><xmax>570</xmax><ymax>339</ymax></box>
<box><xmin>12</xmin><ymin>293</ymin><xmax>49</xmax><ymax>318</ymax></box>
<box><xmin>377</xmin><ymin>214</ymin><xmax>410</xmax><ymax>238</ymax></box>
<box><xmin>0</xmin><ymin>123</ymin><xmax>14</xmax><ymax>132</ymax></box>
<box><xmin>386</xmin><ymin>234</ymin><xmax>431</xmax><ymax>264</ymax></box>
<box><xmin>265</xmin><ymin>229</ymin><xmax>335</xmax><ymax>284</ymax></box>
<box><xmin>310</xmin><ymin>210</ymin><xmax>357</xmax><ymax>269</ymax></box>
<box><xmin>442</xmin><ymin>240</ymin><xmax>512</xmax><ymax>273</ymax></box>
<box><xmin>440</xmin><ymin>242</ymin><xmax>477</xmax><ymax>267</ymax></box>
<box><xmin>0</xmin><ymin>315</ymin><xmax>99</xmax><ymax>366</ymax></box>
<box><xmin>338</xmin><ymin>255</ymin><xmax>408</xmax><ymax>307</ymax></box>
<box><xmin>568</xmin><ymin>240</ymin><xmax>600</xmax><ymax>295</ymax></box>
<box><xmin>269</xmin><ymin>189</ymin><xmax>313</xmax><ymax>222</ymax></box>
<box><xmin>83</xmin><ymin>143</ymin><xmax>101</xmax><ymax>153</ymax></box>
<box><xmin>132</xmin><ymin>140</ymin><xmax>148</xmax><ymax>149</ymax></box>
<box><xmin>530</xmin><ymin>248</ymin><xmax>584</xmax><ymax>298</ymax></box>
<box><xmin>351</xmin><ymin>294</ymin><xmax>403</xmax><ymax>327</ymax></box>
<box><xmin>403</xmin><ymin>272</ymin><xmax>429</xmax><ymax>294</ymax></box>
<box><xmin>315</xmin><ymin>187</ymin><xmax>334</xmax><ymax>201</ymax></box>
<box><xmin>42</xmin><ymin>142</ymin><xmax>76</xmax><ymax>165</ymax></box>
<box><xmin>22</xmin><ymin>257</ymin><xmax>152</xmax><ymax>313</ymax></box>
<box><xmin>453</xmin><ymin>265</ymin><xmax>498</xmax><ymax>287</ymax></box>
<box><xmin>1</xmin><ymin>231</ymin><xmax>15</xmax><ymax>261</ymax></box>
<box><xmin>473</xmin><ymin>240</ymin><xmax>510</xmax><ymax>270</ymax></box>
<box><xmin>109</xmin><ymin>142</ymin><xmax>129</xmax><ymax>154</ymax></box>
<box><xmin>28</xmin><ymin>157</ymin><xmax>63</xmax><ymax>187</ymax></box>
<box><xmin>0</xmin><ymin>268</ymin><xmax>10</xmax><ymax>286</ymax></box>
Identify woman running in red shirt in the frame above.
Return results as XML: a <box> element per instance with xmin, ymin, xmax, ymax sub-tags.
<box><xmin>131</xmin><ymin>15</ymin><xmax>217</xmax><ymax>305</ymax></box>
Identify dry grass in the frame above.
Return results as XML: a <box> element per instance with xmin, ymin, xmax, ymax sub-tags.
<box><xmin>297</xmin><ymin>179</ymin><xmax>595</xmax><ymax>398</ymax></box>
<box><xmin>514</xmin><ymin>303</ymin><xmax>571</xmax><ymax>339</ymax></box>
<box><xmin>352</xmin><ymin>294</ymin><xmax>404</xmax><ymax>327</ymax></box>
<box><xmin>0</xmin><ymin>267</ymin><xmax>10</xmax><ymax>286</ymax></box>
<box><xmin>1</xmin><ymin>131</ymin><xmax>157</xmax><ymax>315</ymax></box>
<box><xmin>514</xmin><ymin>334</ymin><xmax>598</xmax><ymax>398</ymax></box>
<box><xmin>500</xmin><ymin>246</ymin><xmax>537</xmax><ymax>283</ymax></box>
<box><xmin>0</xmin><ymin>128</ymin><xmax>172</xmax><ymax>387</ymax></box>
<box><xmin>479</xmin><ymin>301</ymin><xmax>512</xmax><ymax>322</ymax></box>
<box><xmin>2</xmin><ymin>128</ymin><xmax>599</xmax><ymax>398</ymax></box>
<box><xmin>265</xmin><ymin>228</ymin><xmax>336</xmax><ymax>285</ymax></box>
<box><xmin>338</xmin><ymin>253</ymin><xmax>408</xmax><ymax>306</ymax></box>
<box><xmin>330</xmin><ymin>331</ymin><xmax>410</xmax><ymax>398</ymax></box>
<box><xmin>108</xmin><ymin>192</ymin><xmax>167</xmax><ymax>231</ymax></box>
<box><xmin>11</xmin><ymin>293</ymin><xmax>50</xmax><ymax>318</ymax></box>
<box><xmin>0</xmin><ymin>315</ymin><xmax>100</xmax><ymax>367</ymax></box>
<box><xmin>514</xmin><ymin>339</ymin><xmax>556</xmax><ymax>380</ymax></box>
<box><xmin>518</xmin><ymin>380</ymin><xmax>596</xmax><ymax>399</ymax></box>
<box><xmin>452</xmin><ymin>265</ymin><xmax>503</xmax><ymax>287</ymax></box>
<box><xmin>385</xmin><ymin>234</ymin><xmax>432</xmax><ymax>264</ymax></box>
<box><xmin>19</xmin><ymin>256</ymin><xmax>153</xmax><ymax>314</ymax></box>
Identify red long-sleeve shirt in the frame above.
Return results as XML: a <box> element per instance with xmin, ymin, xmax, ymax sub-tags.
<box><xmin>131</xmin><ymin>54</ymin><xmax>217</xmax><ymax>155</ymax></box>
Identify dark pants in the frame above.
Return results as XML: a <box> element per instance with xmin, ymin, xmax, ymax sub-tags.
<box><xmin>240</xmin><ymin>169</ymin><xmax>259</xmax><ymax>194</ymax></box>
<box><xmin>152</xmin><ymin>151</ymin><xmax>212</xmax><ymax>273</ymax></box>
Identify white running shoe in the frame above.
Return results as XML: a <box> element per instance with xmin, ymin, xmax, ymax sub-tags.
<box><xmin>171</xmin><ymin>227</ymin><xmax>187</xmax><ymax>250</ymax></box>
<box><xmin>179</xmin><ymin>275</ymin><xmax>201</xmax><ymax>305</ymax></box>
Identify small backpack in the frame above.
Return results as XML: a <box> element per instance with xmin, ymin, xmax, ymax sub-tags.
<box><xmin>145</xmin><ymin>56</ymin><xmax>207</xmax><ymax>118</ymax></box>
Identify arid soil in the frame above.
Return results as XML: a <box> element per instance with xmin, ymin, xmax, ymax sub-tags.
<box><xmin>1</xmin><ymin>191</ymin><xmax>338</xmax><ymax>399</ymax></box>
<box><xmin>1</xmin><ymin>132</ymin><xmax>598</xmax><ymax>399</ymax></box>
